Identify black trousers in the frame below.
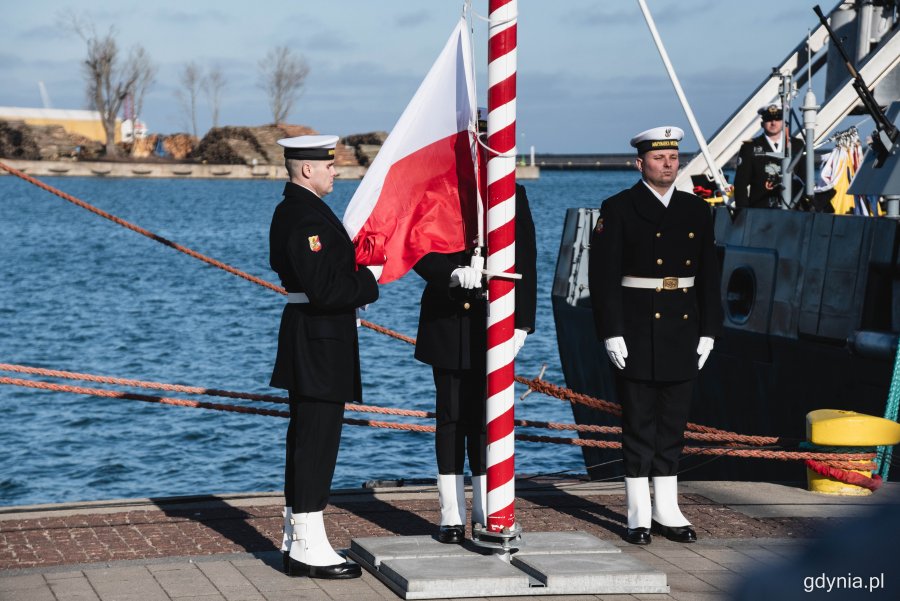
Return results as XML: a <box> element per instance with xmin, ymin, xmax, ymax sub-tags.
<box><xmin>617</xmin><ymin>377</ymin><xmax>694</xmax><ymax>477</ymax></box>
<box><xmin>284</xmin><ymin>392</ymin><xmax>345</xmax><ymax>512</ymax></box>
<box><xmin>433</xmin><ymin>366</ymin><xmax>486</xmax><ymax>475</ymax></box>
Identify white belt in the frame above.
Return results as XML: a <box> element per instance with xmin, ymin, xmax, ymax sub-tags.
<box><xmin>621</xmin><ymin>276</ymin><xmax>695</xmax><ymax>290</ymax></box>
<box><xmin>286</xmin><ymin>292</ymin><xmax>310</xmax><ymax>304</ymax></box>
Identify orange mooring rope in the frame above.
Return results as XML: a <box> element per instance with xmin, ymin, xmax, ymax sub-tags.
<box><xmin>0</xmin><ymin>161</ymin><xmax>879</xmax><ymax>470</ymax></box>
<box><xmin>0</xmin><ymin>374</ymin><xmax>878</xmax><ymax>465</ymax></box>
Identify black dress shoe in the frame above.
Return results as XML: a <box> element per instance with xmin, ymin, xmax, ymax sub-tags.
<box><xmin>625</xmin><ymin>527</ymin><xmax>652</xmax><ymax>545</ymax></box>
<box><xmin>286</xmin><ymin>556</ymin><xmax>362</xmax><ymax>579</ymax></box>
<box><xmin>438</xmin><ymin>525</ymin><xmax>464</xmax><ymax>544</ymax></box>
<box><xmin>652</xmin><ymin>520</ymin><xmax>697</xmax><ymax>543</ymax></box>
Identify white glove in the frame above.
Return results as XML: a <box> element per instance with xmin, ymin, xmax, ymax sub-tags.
<box><xmin>450</xmin><ymin>266</ymin><xmax>482</xmax><ymax>289</ymax></box>
<box><xmin>697</xmin><ymin>336</ymin><xmax>714</xmax><ymax>370</ymax></box>
<box><xmin>366</xmin><ymin>264</ymin><xmax>383</xmax><ymax>281</ymax></box>
<box><xmin>604</xmin><ymin>336</ymin><xmax>627</xmax><ymax>370</ymax></box>
<box><xmin>513</xmin><ymin>329</ymin><xmax>528</xmax><ymax>357</ymax></box>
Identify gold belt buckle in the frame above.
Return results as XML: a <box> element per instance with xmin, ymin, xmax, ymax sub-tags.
<box><xmin>662</xmin><ymin>277</ymin><xmax>678</xmax><ymax>290</ymax></box>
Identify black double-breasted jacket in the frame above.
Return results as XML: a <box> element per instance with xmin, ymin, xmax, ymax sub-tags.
<box><xmin>269</xmin><ymin>182</ymin><xmax>379</xmax><ymax>402</ymax></box>
<box><xmin>414</xmin><ymin>184</ymin><xmax>538</xmax><ymax>371</ymax></box>
<box><xmin>588</xmin><ymin>181</ymin><xmax>723</xmax><ymax>382</ymax></box>
<box><xmin>733</xmin><ymin>134</ymin><xmax>807</xmax><ymax>209</ymax></box>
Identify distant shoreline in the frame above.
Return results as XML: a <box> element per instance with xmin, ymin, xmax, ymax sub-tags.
<box><xmin>0</xmin><ymin>159</ymin><xmax>541</xmax><ymax>180</ymax></box>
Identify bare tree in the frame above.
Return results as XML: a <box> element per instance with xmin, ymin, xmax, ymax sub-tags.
<box><xmin>131</xmin><ymin>47</ymin><xmax>157</xmax><ymax>125</ymax></box>
<box><xmin>258</xmin><ymin>46</ymin><xmax>309</xmax><ymax>125</ymax></box>
<box><xmin>177</xmin><ymin>62</ymin><xmax>203</xmax><ymax>138</ymax></box>
<box><xmin>68</xmin><ymin>15</ymin><xmax>153</xmax><ymax>157</ymax></box>
<box><xmin>204</xmin><ymin>66</ymin><xmax>227</xmax><ymax>129</ymax></box>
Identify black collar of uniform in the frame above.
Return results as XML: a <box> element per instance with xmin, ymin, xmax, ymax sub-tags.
<box><xmin>630</xmin><ymin>180</ymin><xmax>666</xmax><ymax>225</ymax></box>
<box><xmin>282</xmin><ymin>182</ymin><xmax>351</xmax><ymax>243</ymax></box>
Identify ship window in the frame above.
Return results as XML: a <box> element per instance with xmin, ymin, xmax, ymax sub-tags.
<box><xmin>725</xmin><ymin>266</ymin><xmax>755</xmax><ymax>324</ymax></box>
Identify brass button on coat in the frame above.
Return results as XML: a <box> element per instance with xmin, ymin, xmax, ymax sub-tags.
<box><xmin>656</xmin><ymin>232</ymin><xmax>662</xmax><ymax>238</ymax></box>
<box><xmin>655</xmin><ymin>312</ymin><xmax>661</xmax><ymax>319</ymax></box>
<box><xmin>656</xmin><ymin>258</ymin><xmax>663</xmax><ymax>265</ymax></box>
<box><xmin>689</xmin><ymin>232</ymin><xmax>695</xmax><ymax>238</ymax></box>
<box><xmin>463</xmin><ymin>302</ymin><xmax>471</xmax><ymax>310</ymax></box>
<box><xmin>685</xmin><ymin>259</ymin><xmax>692</xmax><ymax>266</ymax></box>
<box><xmin>655</xmin><ymin>287</ymin><xmax>662</xmax><ymax>292</ymax></box>
<box><xmin>683</xmin><ymin>314</ymin><xmax>689</xmax><ymax>320</ymax></box>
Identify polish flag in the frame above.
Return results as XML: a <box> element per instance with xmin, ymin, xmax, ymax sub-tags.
<box><xmin>343</xmin><ymin>17</ymin><xmax>478</xmax><ymax>284</ymax></box>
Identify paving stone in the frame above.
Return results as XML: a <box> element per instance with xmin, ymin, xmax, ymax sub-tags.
<box><xmin>47</xmin><ymin>576</ymin><xmax>101</xmax><ymax>601</ymax></box>
<box><xmin>196</xmin><ymin>561</ymin><xmax>264</xmax><ymax>600</ymax></box>
<box><xmin>664</xmin><ymin>571</ymin><xmax>720</xmax><ymax>593</ymax></box>
<box><xmin>0</xmin><ymin>587</ymin><xmax>57</xmax><ymax>601</ymax></box>
<box><xmin>153</xmin><ymin>565</ymin><xmax>219</xmax><ymax>597</ymax></box>
<box><xmin>660</xmin><ymin>554</ymin><xmax>727</xmax><ymax>572</ymax></box>
<box><xmin>692</xmin><ymin>570</ymin><xmax>741</xmax><ymax>591</ymax></box>
<box><xmin>0</xmin><ymin>573</ymin><xmax>46</xmax><ymax>591</ymax></box>
<box><xmin>259</xmin><ymin>589</ymin><xmax>331</xmax><ymax>601</ymax></box>
<box><xmin>44</xmin><ymin>571</ymin><xmax>87</xmax><ymax>581</ymax></box>
<box><xmin>232</xmin><ymin>563</ymin><xmax>319</xmax><ymax>593</ymax></box>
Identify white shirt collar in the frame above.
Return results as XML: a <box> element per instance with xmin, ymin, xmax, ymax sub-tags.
<box><xmin>641</xmin><ymin>180</ymin><xmax>675</xmax><ymax>207</ymax></box>
<box><xmin>766</xmin><ymin>134</ymin><xmax>781</xmax><ymax>152</ymax></box>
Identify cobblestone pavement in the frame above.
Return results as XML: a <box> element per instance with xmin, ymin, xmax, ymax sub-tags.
<box><xmin>1</xmin><ymin>480</ymin><xmax>897</xmax><ymax>600</ymax></box>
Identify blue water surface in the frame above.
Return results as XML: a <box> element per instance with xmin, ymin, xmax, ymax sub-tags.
<box><xmin>0</xmin><ymin>170</ymin><xmax>637</xmax><ymax>506</ymax></box>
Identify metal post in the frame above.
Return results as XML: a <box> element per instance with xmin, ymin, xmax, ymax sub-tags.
<box><xmin>479</xmin><ymin>0</ymin><xmax>520</xmax><ymax>550</ymax></box>
<box><xmin>779</xmin><ymin>73</ymin><xmax>794</xmax><ymax>208</ymax></box>
<box><xmin>802</xmin><ymin>88</ymin><xmax>819</xmax><ymax>200</ymax></box>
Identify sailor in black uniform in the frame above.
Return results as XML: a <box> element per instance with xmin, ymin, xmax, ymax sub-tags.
<box><xmin>588</xmin><ymin>126</ymin><xmax>722</xmax><ymax>545</ymax></box>
<box><xmin>414</xmin><ymin>109</ymin><xmax>538</xmax><ymax>543</ymax></box>
<box><xmin>269</xmin><ymin>135</ymin><xmax>381</xmax><ymax>579</ymax></box>
<box><xmin>733</xmin><ymin>104</ymin><xmax>807</xmax><ymax>209</ymax></box>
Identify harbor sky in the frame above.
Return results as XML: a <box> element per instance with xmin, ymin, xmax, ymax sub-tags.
<box><xmin>3</xmin><ymin>1</ymin><xmax>826</xmax><ymax>152</ymax></box>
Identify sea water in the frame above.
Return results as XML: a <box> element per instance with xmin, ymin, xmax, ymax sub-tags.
<box><xmin>0</xmin><ymin>170</ymin><xmax>637</xmax><ymax>506</ymax></box>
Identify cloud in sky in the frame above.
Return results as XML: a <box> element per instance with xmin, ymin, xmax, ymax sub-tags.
<box><xmin>0</xmin><ymin>0</ymin><xmax>862</xmax><ymax>152</ymax></box>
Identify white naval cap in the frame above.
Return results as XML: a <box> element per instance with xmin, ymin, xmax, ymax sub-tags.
<box><xmin>629</xmin><ymin>126</ymin><xmax>684</xmax><ymax>154</ymax></box>
<box><xmin>277</xmin><ymin>134</ymin><xmax>339</xmax><ymax>160</ymax></box>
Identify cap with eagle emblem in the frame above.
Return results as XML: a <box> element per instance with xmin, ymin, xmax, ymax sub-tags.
<box><xmin>629</xmin><ymin>126</ymin><xmax>684</xmax><ymax>154</ymax></box>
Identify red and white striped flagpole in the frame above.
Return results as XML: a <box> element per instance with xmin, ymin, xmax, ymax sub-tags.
<box><xmin>485</xmin><ymin>0</ymin><xmax>518</xmax><ymax>536</ymax></box>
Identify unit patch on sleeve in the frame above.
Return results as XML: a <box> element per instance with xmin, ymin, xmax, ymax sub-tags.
<box><xmin>308</xmin><ymin>235</ymin><xmax>322</xmax><ymax>252</ymax></box>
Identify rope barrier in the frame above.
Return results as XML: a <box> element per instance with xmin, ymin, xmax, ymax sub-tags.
<box><xmin>0</xmin><ymin>362</ymin><xmax>799</xmax><ymax>443</ymax></box>
<box><xmin>0</xmin><ymin>374</ymin><xmax>878</xmax><ymax>464</ymax></box>
<box><xmin>0</xmin><ymin>161</ymin><xmax>882</xmax><ymax>473</ymax></box>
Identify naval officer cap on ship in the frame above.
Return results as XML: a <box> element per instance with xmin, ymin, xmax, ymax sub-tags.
<box><xmin>269</xmin><ymin>131</ymin><xmax>380</xmax><ymax>580</ymax></box>
<box><xmin>757</xmin><ymin>104</ymin><xmax>783</xmax><ymax>122</ymax></box>
<box><xmin>588</xmin><ymin>123</ymin><xmax>722</xmax><ymax>547</ymax></box>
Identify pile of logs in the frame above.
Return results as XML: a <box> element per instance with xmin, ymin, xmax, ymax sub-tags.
<box><xmin>0</xmin><ymin>120</ymin><xmax>385</xmax><ymax>167</ymax></box>
<box><xmin>0</xmin><ymin>120</ymin><xmax>102</xmax><ymax>160</ymax></box>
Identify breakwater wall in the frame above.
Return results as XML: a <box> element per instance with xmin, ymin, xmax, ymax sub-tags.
<box><xmin>0</xmin><ymin>159</ymin><xmax>540</xmax><ymax>180</ymax></box>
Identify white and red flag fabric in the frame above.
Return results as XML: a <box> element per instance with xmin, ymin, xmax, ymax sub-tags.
<box><xmin>343</xmin><ymin>17</ymin><xmax>478</xmax><ymax>283</ymax></box>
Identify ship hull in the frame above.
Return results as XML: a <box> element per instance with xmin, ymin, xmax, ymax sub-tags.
<box><xmin>553</xmin><ymin>206</ymin><xmax>899</xmax><ymax>481</ymax></box>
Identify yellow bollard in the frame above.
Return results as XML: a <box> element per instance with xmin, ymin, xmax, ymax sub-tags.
<box><xmin>806</xmin><ymin>409</ymin><xmax>900</xmax><ymax>495</ymax></box>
